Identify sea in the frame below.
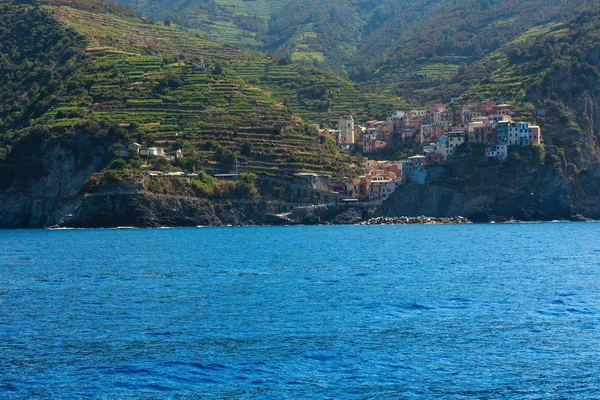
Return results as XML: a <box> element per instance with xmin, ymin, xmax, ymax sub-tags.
<box><xmin>1</xmin><ymin>223</ymin><xmax>600</xmax><ymax>398</ymax></box>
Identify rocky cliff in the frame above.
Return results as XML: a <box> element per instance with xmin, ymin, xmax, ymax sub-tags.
<box><xmin>381</xmin><ymin>147</ymin><xmax>600</xmax><ymax>222</ymax></box>
<box><xmin>0</xmin><ymin>127</ymin><xmax>122</xmax><ymax>228</ymax></box>
<box><xmin>57</xmin><ymin>193</ymin><xmax>378</xmax><ymax>228</ymax></box>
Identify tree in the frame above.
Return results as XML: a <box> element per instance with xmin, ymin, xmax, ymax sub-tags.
<box><xmin>108</xmin><ymin>159</ymin><xmax>127</xmax><ymax>170</ymax></box>
<box><xmin>212</xmin><ymin>63</ymin><xmax>223</xmax><ymax>75</ymax></box>
<box><xmin>240</xmin><ymin>140</ymin><xmax>253</xmax><ymax>156</ymax></box>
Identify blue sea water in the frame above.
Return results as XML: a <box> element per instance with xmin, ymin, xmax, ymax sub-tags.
<box><xmin>1</xmin><ymin>223</ymin><xmax>600</xmax><ymax>398</ymax></box>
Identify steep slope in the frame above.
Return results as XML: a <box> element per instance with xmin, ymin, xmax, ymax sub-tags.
<box><xmin>1</xmin><ymin>0</ymin><xmax>401</xmax><ymax>175</ymax></box>
<box><xmin>106</xmin><ymin>0</ymin><xmax>293</xmax><ymax>49</ymax></box>
<box><xmin>381</xmin><ymin>11</ymin><xmax>600</xmax><ymax>221</ymax></box>
<box><xmin>109</xmin><ymin>0</ymin><xmax>593</xmax><ymax>101</ymax></box>
<box><xmin>362</xmin><ymin>0</ymin><xmax>592</xmax><ymax>102</ymax></box>
<box><xmin>0</xmin><ymin>0</ymin><xmax>402</xmax><ymax>227</ymax></box>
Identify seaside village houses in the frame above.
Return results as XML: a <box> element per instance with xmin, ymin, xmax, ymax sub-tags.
<box><xmin>120</xmin><ymin>99</ymin><xmax>541</xmax><ymax>205</ymax></box>
<box><xmin>314</xmin><ymin>100</ymin><xmax>542</xmax><ymax>202</ymax></box>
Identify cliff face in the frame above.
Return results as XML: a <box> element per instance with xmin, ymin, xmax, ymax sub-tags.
<box><xmin>382</xmin><ymin>147</ymin><xmax>600</xmax><ymax>221</ymax></box>
<box><xmin>0</xmin><ymin>132</ymin><xmax>118</xmax><ymax>228</ymax></box>
<box><xmin>60</xmin><ymin>194</ymin><xmax>287</xmax><ymax>228</ymax></box>
<box><xmin>59</xmin><ymin>193</ymin><xmax>377</xmax><ymax>228</ymax></box>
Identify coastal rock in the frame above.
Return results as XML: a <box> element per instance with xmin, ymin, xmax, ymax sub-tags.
<box><xmin>360</xmin><ymin>215</ymin><xmax>471</xmax><ymax>225</ymax></box>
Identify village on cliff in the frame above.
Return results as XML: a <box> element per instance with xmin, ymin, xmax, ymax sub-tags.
<box><xmin>316</xmin><ymin>99</ymin><xmax>543</xmax><ymax>203</ymax></box>
<box><xmin>126</xmin><ymin>100</ymin><xmax>543</xmax><ymax>205</ymax></box>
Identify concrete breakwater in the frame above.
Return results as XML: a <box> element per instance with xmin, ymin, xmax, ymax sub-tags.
<box><xmin>360</xmin><ymin>215</ymin><xmax>471</xmax><ymax>225</ymax></box>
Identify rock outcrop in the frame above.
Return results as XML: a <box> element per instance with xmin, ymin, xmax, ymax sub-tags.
<box><xmin>379</xmin><ymin>149</ymin><xmax>595</xmax><ymax>222</ymax></box>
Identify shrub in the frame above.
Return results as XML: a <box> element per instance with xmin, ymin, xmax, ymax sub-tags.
<box><xmin>531</xmin><ymin>144</ymin><xmax>544</xmax><ymax>163</ymax></box>
<box><xmin>102</xmin><ymin>169</ymin><xmax>124</xmax><ymax>184</ymax></box>
<box><xmin>108</xmin><ymin>159</ymin><xmax>127</xmax><ymax>170</ymax></box>
<box><xmin>240</xmin><ymin>140</ymin><xmax>253</xmax><ymax>156</ymax></box>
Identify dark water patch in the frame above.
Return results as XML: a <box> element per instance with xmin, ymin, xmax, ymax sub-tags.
<box><xmin>402</xmin><ymin>303</ymin><xmax>433</xmax><ymax>311</ymax></box>
<box><xmin>0</xmin><ymin>384</ymin><xmax>18</xmax><ymax>392</ymax></box>
<box><xmin>566</xmin><ymin>308</ymin><xmax>595</xmax><ymax>315</ymax></box>
<box><xmin>145</xmin><ymin>331</ymin><xmax>174</xmax><ymax>336</ymax></box>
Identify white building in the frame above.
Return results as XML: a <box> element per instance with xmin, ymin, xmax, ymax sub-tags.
<box><xmin>485</xmin><ymin>144</ymin><xmax>508</xmax><ymax>161</ymax></box>
<box><xmin>507</xmin><ymin>122</ymin><xmax>529</xmax><ymax>145</ymax></box>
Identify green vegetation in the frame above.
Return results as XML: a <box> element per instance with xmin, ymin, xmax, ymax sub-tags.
<box><xmin>0</xmin><ymin>0</ymin><xmax>406</xmax><ymax>198</ymax></box>
<box><xmin>0</xmin><ymin>3</ymin><xmax>86</xmax><ymax>132</ymax></box>
<box><xmin>109</xmin><ymin>0</ymin><xmax>594</xmax><ymax>105</ymax></box>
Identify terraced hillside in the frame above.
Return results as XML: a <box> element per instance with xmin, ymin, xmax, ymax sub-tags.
<box><xmin>109</xmin><ymin>0</ymin><xmax>293</xmax><ymax>49</ymax></box>
<box><xmin>48</xmin><ymin>0</ymin><xmax>402</xmax><ymax>121</ymax></box>
<box><xmin>0</xmin><ymin>0</ymin><xmax>406</xmax><ymax>185</ymax></box>
<box><xmin>110</xmin><ymin>0</ymin><xmax>595</xmax><ymax>105</ymax></box>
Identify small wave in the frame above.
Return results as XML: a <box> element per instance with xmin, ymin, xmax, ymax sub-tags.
<box><xmin>449</xmin><ymin>297</ymin><xmax>471</xmax><ymax>302</ymax></box>
<box><xmin>556</xmin><ymin>292</ymin><xmax>576</xmax><ymax>297</ymax></box>
<box><xmin>140</xmin><ymin>384</ymin><xmax>177</xmax><ymax>392</ymax></box>
<box><xmin>402</xmin><ymin>302</ymin><xmax>432</xmax><ymax>311</ymax></box>
<box><xmin>109</xmin><ymin>226</ymin><xmax>137</xmax><ymax>229</ymax></box>
<box><xmin>146</xmin><ymin>331</ymin><xmax>174</xmax><ymax>336</ymax></box>
<box><xmin>112</xmin><ymin>366</ymin><xmax>153</xmax><ymax>375</ymax></box>
<box><xmin>566</xmin><ymin>308</ymin><xmax>595</xmax><ymax>315</ymax></box>
<box><xmin>304</xmin><ymin>354</ymin><xmax>336</xmax><ymax>362</ymax></box>
<box><xmin>536</xmin><ymin>310</ymin><xmax>566</xmax><ymax>317</ymax></box>
<box><xmin>161</xmin><ymin>361</ymin><xmax>227</xmax><ymax>372</ymax></box>
<box><xmin>0</xmin><ymin>384</ymin><xmax>17</xmax><ymax>392</ymax></box>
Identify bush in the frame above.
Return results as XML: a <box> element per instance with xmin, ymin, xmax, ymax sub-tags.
<box><xmin>531</xmin><ymin>144</ymin><xmax>544</xmax><ymax>163</ymax></box>
<box><xmin>240</xmin><ymin>141</ymin><xmax>253</xmax><ymax>156</ymax></box>
<box><xmin>108</xmin><ymin>159</ymin><xmax>127</xmax><ymax>170</ymax></box>
<box><xmin>102</xmin><ymin>169</ymin><xmax>124</xmax><ymax>184</ymax></box>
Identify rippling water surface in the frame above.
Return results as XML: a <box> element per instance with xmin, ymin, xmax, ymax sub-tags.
<box><xmin>2</xmin><ymin>223</ymin><xmax>600</xmax><ymax>398</ymax></box>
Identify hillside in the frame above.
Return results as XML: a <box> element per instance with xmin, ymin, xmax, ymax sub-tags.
<box><xmin>108</xmin><ymin>0</ymin><xmax>594</xmax><ymax>103</ymax></box>
<box><xmin>0</xmin><ymin>0</ymin><xmax>404</xmax><ymax>227</ymax></box>
<box><xmin>0</xmin><ymin>0</ymin><xmax>404</xmax><ymax>180</ymax></box>
<box><xmin>381</xmin><ymin>11</ymin><xmax>600</xmax><ymax>221</ymax></box>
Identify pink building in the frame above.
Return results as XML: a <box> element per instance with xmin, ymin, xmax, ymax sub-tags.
<box><xmin>384</xmin><ymin>164</ymin><xmax>401</xmax><ymax>178</ymax></box>
<box><xmin>431</xmin><ymin>123</ymin><xmax>447</xmax><ymax>139</ymax></box>
<box><xmin>529</xmin><ymin>125</ymin><xmax>542</xmax><ymax>145</ymax></box>
<box><xmin>496</xmin><ymin>104</ymin><xmax>513</xmax><ymax>117</ymax></box>
<box><xmin>473</xmin><ymin>126</ymin><xmax>497</xmax><ymax>145</ymax></box>
<box><xmin>425</xmin><ymin>151</ymin><xmax>445</xmax><ymax>165</ymax></box>
<box><xmin>478</xmin><ymin>100</ymin><xmax>497</xmax><ymax>115</ymax></box>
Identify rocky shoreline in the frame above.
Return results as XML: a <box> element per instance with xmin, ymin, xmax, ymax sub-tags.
<box><xmin>360</xmin><ymin>215</ymin><xmax>471</xmax><ymax>225</ymax></box>
<box><xmin>1</xmin><ymin>191</ymin><xmax>596</xmax><ymax>229</ymax></box>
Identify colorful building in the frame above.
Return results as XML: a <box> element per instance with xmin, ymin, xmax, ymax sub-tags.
<box><xmin>485</xmin><ymin>144</ymin><xmax>508</xmax><ymax>162</ymax></box>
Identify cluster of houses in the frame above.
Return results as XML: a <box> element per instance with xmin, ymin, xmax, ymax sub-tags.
<box><xmin>337</xmin><ymin>160</ymin><xmax>401</xmax><ymax>202</ymax></box>
<box><xmin>322</xmin><ymin>100</ymin><xmax>542</xmax><ymax>166</ymax></box>
<box><xmin>119</xmin><ymin>143</ymin><xmax>188</xmax><ymax>161</ymax></box>
<box><xmin>116</xmin><ymin>100</ymin><xmax>544</xmax><ymax>203</ymax></box>
<box><xmin>312</xmin><ymin>100</ymin><xmax>544</xmax><ymax>200</ymax></box>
